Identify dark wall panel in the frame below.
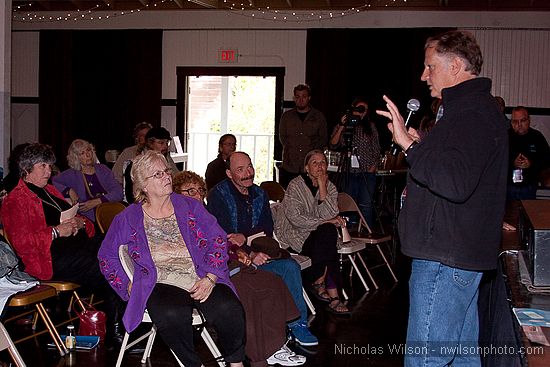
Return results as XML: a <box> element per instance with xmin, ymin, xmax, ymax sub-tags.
<box><xmin>39</xmin><ymin>30</ymin><xmax>162</xmax><ymax>169</ymax></box>
<box><xmin>306</xmin><ymin>28</ymin><xmax>453</xmax><ymax>151</ymax></box>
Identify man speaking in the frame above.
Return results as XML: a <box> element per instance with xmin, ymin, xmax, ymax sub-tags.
<box><xmin>377</xmin><ymin>31</ymin><xmax>508</xmax><ymax>367</ymax></box>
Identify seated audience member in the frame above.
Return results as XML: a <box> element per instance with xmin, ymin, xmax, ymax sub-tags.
<box><xmin>53</xmin><ymin>139</ymin><xmax>123</xmax><ymax>222</ymax></box>
<box><xmin>274</xmin><ymin>149</ymin><xmax>350</xmax><ymax>315</ymax></box>
<box><xmin>124</xmin><ymin>127</ymin><xmax>178</xmax><ymax>203</ymax></box>
<box><xmin>112</xmin><ymin>121</ymin><xmax>152</xmax><ymax>184</ymax></box>
<box><xmin>0</xmin><ymin>143</ymin><xmax>123</xmax><ymax>343</ymax></box>
<box><xmin>507</xmin><ymin>106</ymin><xmax>550</xmax><ymax>200</ymax></box>
<box><xmin>173</xmin><ymin>171</ymin><xmax>306</xmax><ymax>367</ymax></box>
<box><xmin>207</xmin><ymin>151</ymin><xmax>319</xmax><ymax>346</ymax></box>
<box><xmin>205</xmin><ymin>134</ymin><xmax>237</xmax><ymax>191</ymax></box>
<box><xmin>99</xmin><ymin>151</ymin><xmax>246</xmax><ymax>367</ymax></box>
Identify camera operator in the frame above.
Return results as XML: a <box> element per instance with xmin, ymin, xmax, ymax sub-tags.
<box><xmin>330</xmin><ymin>97</ymin><xmax>380</xmax><ymax>229</ymax></box>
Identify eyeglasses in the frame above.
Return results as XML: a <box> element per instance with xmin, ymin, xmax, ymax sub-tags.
<box><xmin>146</xmin><ymin>168</ymin><xmax>171</xmax><ymax>180</ymax></box>
<box><xmin>178</xmin><ymin>187</ymin><xmax>207</xmax><ymax>196</ymax></box>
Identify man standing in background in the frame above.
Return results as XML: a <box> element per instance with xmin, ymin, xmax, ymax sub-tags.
<box><xmin>279</xmin><ymin>84</ymin><xmax>327</xmax><ymax>188</ymax></box>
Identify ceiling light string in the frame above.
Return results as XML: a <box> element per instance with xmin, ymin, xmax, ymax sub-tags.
<box><xmin>12</xmin><ymin>0</ymin><xmax>168</xmax><ymax>23</ymax></box>
<box><xmin>12</xmin><ymin>0</ymin><xmax>407</xmax><ymax>23</ymax></box>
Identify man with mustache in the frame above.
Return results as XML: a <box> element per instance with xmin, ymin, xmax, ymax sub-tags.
<box><xmin>207</xmin><ymin>151</ymin><xmax>318</xmax><ymax>347</ymax></box>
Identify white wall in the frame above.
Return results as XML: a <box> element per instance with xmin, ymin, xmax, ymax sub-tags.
<box><xmin>163</xmin><ymin>30</ymin><xmax>306</xmax><ymax>99</ymax></box>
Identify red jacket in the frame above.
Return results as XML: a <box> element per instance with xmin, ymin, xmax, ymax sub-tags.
<box><xmin>1</xmin><ymin>179</ymin><xmax>95</xmax><ymax>280</ymax></box>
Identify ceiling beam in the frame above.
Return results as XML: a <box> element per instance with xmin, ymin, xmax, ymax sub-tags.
<box><xmin>182</xmin><ymin>0</ymin><xmax>218</xmax><ymax>8</ymax></box>
<box><xmin>138</xmin><ymin>0</ymin><xmax>149</xmax><ymax>6</ymax></box>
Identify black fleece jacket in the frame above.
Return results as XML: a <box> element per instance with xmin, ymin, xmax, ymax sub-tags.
<box><xmin>399</xmin><ymin>77</ymin><xmax>508</xmax><ymax>271</ymax></box>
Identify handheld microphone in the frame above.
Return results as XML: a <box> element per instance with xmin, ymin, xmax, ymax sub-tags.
<box><xmin>390</xmin><ymin>98</ymin><xmax>421</xmax><ymax>156</ymax></box>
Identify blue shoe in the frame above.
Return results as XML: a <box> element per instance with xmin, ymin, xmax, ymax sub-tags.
<box><xmin>289</xmin><ymin>322</ymin><xmax>318</xmax><ymax>346</ymax></box>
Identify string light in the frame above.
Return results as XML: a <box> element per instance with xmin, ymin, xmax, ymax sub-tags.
<box><xmin>13</xmin><ymin>0</ymin><xmax>408</xmax><ymax>23</ymax></box>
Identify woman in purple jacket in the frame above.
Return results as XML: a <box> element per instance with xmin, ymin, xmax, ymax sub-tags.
<box><xmin>53</xmin><ymin>139</ymin><xmax>123</xmax><ymax>222</ymax></box>
<box><xmin>98</xmin><ymin>151</ymin><xmax>245</xmax><ymax>367</ymax></box>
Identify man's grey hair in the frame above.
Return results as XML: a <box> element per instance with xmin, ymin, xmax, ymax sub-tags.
<box><xmin>426</xmin><ymin>30</ymin><xmax>483</xmax><ymax>76</ymax></box>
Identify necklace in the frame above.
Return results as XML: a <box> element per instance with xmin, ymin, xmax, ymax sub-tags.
<box><xmin>143</xmin><ymin>208</ymin><xmax>175</xmax><ymax>220</ymax></box>
<box><xmin>41</xmin><ymin>189</ymin><xmax>63</xmax><ymax>212</ymax></box>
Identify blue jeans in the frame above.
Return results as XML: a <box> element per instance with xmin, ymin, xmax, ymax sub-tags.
<box><xmin>343</xmin><ymin>172</ymin><xmax>377</xmax><ymax>229</ymax></box>
<box><xmin>406</xmin><ymin>259</ymin><xmax>482</xmax><ymax>367</ymax></box>
<box><xmin>260</xmin><ymin>258</ymin><xmax>308</xmax><ymax>325</ymax></box>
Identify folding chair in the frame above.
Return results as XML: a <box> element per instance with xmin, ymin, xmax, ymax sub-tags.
<box><xmin>260</xmin><ymin>181</ymin><xmax>286</xmax><ymax>202</ymax></box>
<box><xmin>95</xmin><ymin>202</ymin><xmax>127</xmax><ymax>234</ymax></box>
<box><xmin>271</xmin><ymin>203</ymin><xmax>316</xmax><ymax>316</ymax></box>
<box><xmin>337</xmin><ymin>192</ymin><xmax>398</xmax><ymax>290</ymax></box>
<box><xmin>116</xmin><ymin>245</ymin><xmax>225</xmax><ymax>367</ymax></box>
<box><xmin>5</xmin><ymin>284</ymin><xmax>68</xmax><ymax>356</ymax></box>
<box><xmin>41</xmin><ymin>280</ymin><xmax>89</xmax><ymax>314</ymax></box>
<box><xmin>0</xmin><ymin>322</ymin><xmax>26</xmax><ymax>367</ymax></box>
<box><xmin>290</xmin><ymin>254</ymin><xmax>316</xmax><ymax>316</ymax></box>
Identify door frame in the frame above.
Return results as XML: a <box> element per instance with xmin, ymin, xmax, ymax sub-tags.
<box><xmin>176</xmin><ymin>67</ymin><xmax>285</xmax><ymax>161</ymax></box>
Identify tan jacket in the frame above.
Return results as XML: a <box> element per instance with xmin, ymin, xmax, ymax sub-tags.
<box><xmin>274</xmin><ymin>175</ymin><xmax>338</xmax><ymax>253</ymax></box>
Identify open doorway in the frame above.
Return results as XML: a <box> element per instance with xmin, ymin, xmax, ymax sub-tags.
<box><xmin>176</xmin><ymin>67</ymin><xmax>285</xmax><ymax>183</ymax></box>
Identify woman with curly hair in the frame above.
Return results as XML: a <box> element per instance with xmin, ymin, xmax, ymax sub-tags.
<box><xmin>53</xmin><ymin>139</ymin><xmax>123</xmax><ymax>222</ymax></box>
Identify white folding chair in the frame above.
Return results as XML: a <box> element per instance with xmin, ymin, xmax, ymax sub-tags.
<box><xmin>116</xmin><ymin>245</ymin><xmax>225</xmax><ymax>367</ymax></box>
<box><xmin>0</xmin><ymin>322</ymin><xmax>26</xmax><ymax>367</ymax></box>
<box><xmin>271</xmin><ymin>202</ymin><xmax>317</xmax><ymax>316</ymax></box>
<box><xmin>337</xmin><ymin>239</ymin><xmax>369</xmax><ymax>298</ymax></box>
<box><xmin>290</xmin><ymin>253</ymin><xmax>316</xmax><ymax>316</ymax></box>
<box><xmin>337</xmin><ymin>192</ymin><xmax>398</xmax><ymax>290</ymax></box>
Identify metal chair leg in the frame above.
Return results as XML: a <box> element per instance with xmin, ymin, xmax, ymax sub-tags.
<box><xmin>302</xmin><ymin>287</ymin><xmax>316</xmax><ymax>315</ymax></box>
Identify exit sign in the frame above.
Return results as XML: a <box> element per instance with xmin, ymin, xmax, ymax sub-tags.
<box><xmin>218</xmin><ymin>49</ymin><xmax>238</xmax><ymax>63</ymax></box>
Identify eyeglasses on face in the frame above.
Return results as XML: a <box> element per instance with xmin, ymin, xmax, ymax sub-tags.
<box><xmin>178</xmin><ymin>187</ymin><xmax>207</xmax><ymax>196</ymax></box>
<box><xmin>146</xmin><ymin>168</ymin><xmax>171</xmax><ymax>180</ymax></box>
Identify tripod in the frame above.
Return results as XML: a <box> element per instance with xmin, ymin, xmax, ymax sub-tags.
<box><xmin>334</xmin><ymin>128</ymin><xmax>384</xmax><ymax>234</ymax></box>
<box><xmin>334</xmin><ymin>129</ymin><xmax>354</xmax><ymax>192</ymax></box>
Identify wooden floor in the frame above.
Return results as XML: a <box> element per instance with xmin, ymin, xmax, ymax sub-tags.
<box><xmin>0</xmin><ymin>249</ymin><xmax>411</xmax><ymax>367</ymax></box>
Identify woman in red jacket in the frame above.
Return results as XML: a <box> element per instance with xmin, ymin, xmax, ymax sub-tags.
<box><xmin>0</xmin><ymin>143</ymin><xmax>123</xmax><ymax>344</ymax></box>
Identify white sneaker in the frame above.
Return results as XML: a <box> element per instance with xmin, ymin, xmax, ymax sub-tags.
<box><xmin>266</xmin><ymin>343</ymin><xmax>306</xmax><ymax>366</ymax></box>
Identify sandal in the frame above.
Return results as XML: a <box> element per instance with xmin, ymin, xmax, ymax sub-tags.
<box><xmin>310</xmin><ymin>282</ymin><xmax>331</xmax><ymax>303</ymax></box>
<box><xmin>327</xmin><ymin>297</ymin><xmax>352</xmax><ymax>316</ymax></box>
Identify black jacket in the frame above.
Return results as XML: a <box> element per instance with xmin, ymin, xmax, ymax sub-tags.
<box><xmin>399</xmin><ymin>77</ymin><xmax>508</xmax><ymax>271</ymax></box>
<box><xmin>508</xmin><ymin>127</ymin><xmax>550</xmax><ymax>187</ymax></box>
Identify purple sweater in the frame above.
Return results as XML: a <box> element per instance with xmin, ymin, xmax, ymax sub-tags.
<box><xmin>53</xmin><ymin>164</ymin><xmax>123</xmax><ymax>222</ymax></box>
<box><xmin>97</xmin><ymin>193</ymin><xmax>234</xmax><ymax>332</ymax></box>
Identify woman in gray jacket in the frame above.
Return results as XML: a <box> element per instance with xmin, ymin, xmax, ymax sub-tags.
<box><xmin>274</xmin><ymin>149</ymin><xmax>350</xmax><ymax>315</ymax></box>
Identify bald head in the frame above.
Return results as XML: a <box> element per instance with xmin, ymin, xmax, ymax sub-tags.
<box><xmin>226</xmin><ymin>151</ymin><xmax>255</xmax><ymax>193</ymax></box>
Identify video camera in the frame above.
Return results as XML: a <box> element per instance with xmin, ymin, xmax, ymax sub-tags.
<box><xmin>344</xmin><ymin>105</ymin><xmax>366</xmax><ymax>128</ymax></box>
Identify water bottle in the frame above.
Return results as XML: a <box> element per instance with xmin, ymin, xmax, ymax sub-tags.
<box><xmin>65</xmin><ymin>325</ymin><xmax>76</xmax><ymax>351</ymax></box>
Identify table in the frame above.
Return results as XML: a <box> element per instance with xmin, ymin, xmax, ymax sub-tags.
<box><xmin>478</xmin><ymin>224</ymin><xmax>550</xmax><ymax>367</ymax></box>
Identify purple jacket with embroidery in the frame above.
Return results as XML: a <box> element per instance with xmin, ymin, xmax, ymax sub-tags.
<box><xmin>97</xmin><ymin>193</ymin><xmax>234</xmax><ymax>332</ymax></box>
